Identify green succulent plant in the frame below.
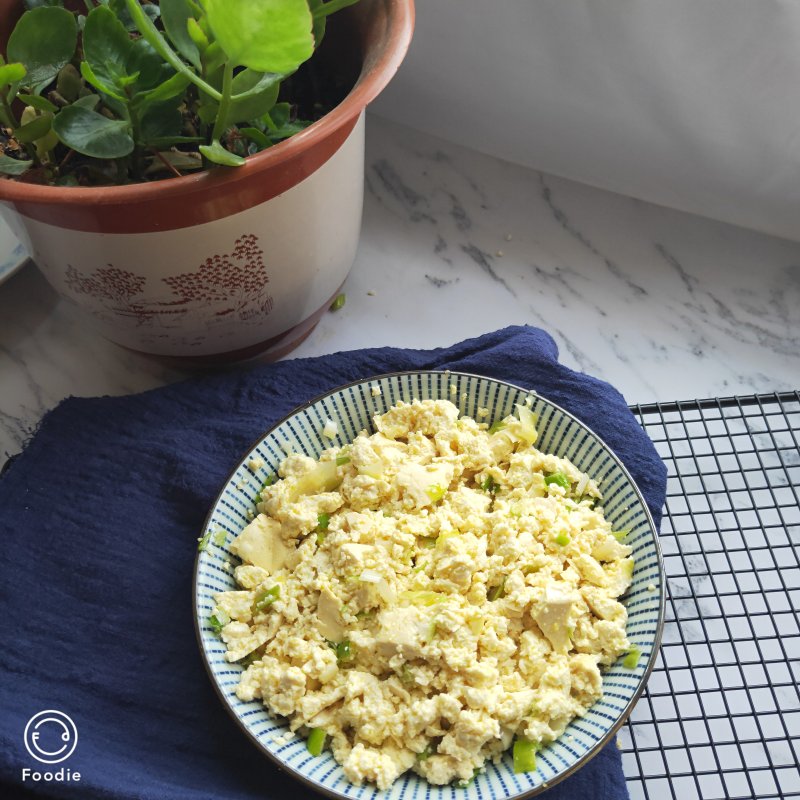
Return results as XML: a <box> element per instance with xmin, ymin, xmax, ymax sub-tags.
<box><xmin>0</xmin><ymin>0</ymin><xmax>359</xmax><ymax>184</ymax></box>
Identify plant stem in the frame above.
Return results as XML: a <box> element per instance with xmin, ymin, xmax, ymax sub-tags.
<box><xmin>212</xmin><ymin>61</ymin><xmax>234</xmax><ymax>144</ymax></box>
<box><xmin>1</xmin><ymin>93</ymin><xmax>19</xmax><ymax>130</ymax></box>
<box><xmin>125</xmin><ymin>0</ymin><xmax>222</xmax><ymax>101</ymax></box>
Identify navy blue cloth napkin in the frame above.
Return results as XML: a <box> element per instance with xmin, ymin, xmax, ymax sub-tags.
<box><xmin>0</xmin><ymin>325</ymin><xmax>666</xmax><ymax>800</ymax></box>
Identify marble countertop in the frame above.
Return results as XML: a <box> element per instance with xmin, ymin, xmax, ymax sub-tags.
<box><xmin>2</xmin><ymin>114</ymin><xmax>799</xmax><ymax>464</ymax></box>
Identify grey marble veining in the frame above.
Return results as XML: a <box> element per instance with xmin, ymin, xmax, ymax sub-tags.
<box><xmin>1</xmin><ymin>114</ymin><xmax>799</xmax><ymax>463</ymax></box>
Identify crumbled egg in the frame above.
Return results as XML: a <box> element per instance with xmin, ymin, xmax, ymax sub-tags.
<box><xmin>214</xmin><ymin>400</ymin><xmax>633</xmax><ymax>789</ymax></box>
<box><xmin>248</xmin><ymin>457</ymin><xmax>265</xmax><ymax>471</ymax></box>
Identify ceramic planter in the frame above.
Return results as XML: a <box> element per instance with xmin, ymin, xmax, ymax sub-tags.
<box><xmin>0</xmin><ymin>0</ymin><xmax>414</xmax><ymax>365</ymax></box>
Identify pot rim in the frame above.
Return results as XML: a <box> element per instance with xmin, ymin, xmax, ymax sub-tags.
<box><xmin>0</xmin><ymin>0</ymin><xmax>414</xmax><ymax>207</ymax></box>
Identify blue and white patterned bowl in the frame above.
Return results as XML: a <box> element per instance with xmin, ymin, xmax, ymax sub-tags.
<box><xmin>193</xmin><ymin>371</ymin><xmax>664</xmax><ymax>799</ymax></box>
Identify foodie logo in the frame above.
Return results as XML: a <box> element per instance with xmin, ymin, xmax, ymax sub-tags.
<box><xmin>23</xmin><ymin>710</ymin><xmax>78</xmax><ymax>764</ymax></box>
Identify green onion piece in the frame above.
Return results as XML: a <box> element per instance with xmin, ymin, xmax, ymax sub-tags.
<box><xmin>208</xmin><ymin>613</ymin><xmax>226</xmax><ymax>634</ymax></box>
<box><xmin>426</xmin><ymin>483</ymin><xmax>446</xmax><ymax>503</ymax></box>
<box><xmin>254</xmin><ymin>585</ymin><xmax>280</xmax><ymax>612</ymax></box>
<box><xmin>545</xmin><ymin>472</ymin><xmax>571</xmax><ymax>490</ymax></box>
<box><xmin>417</xmin><ymin>745</ymin><xmax>433</xmax><ymax>761</ymax></box>
<box><xmin>317</xmin><ymin>512</ymin><xmax>330</xmax><ymax>531</ymax></box>
<box><xmin>488</xmin><ymin>419</ymin><xmax>506</xmax><ymax>434</ymax></box>
<box><xmin>513</xmin><ymin>738</ymin><xmax>537</xmax><ymax>774</ymax></box>
<box><xmin>329</xmin><ymin>293</ymin><xmax>346</xmax><ymax>312</ymax></box>
<box><xmin>554</xmin><ymin>531</ymin><xmax>570</xmax><ymax>547</ymax></box>
<box><xmin>212</xmin><ymin>529</ymin><xmax>227</xmax><ymax>546</ymax></box>
<box><xmin>400</xmin><ymin>664</ymin><xmax>415</xmax><ymax>684</ymax></box>
<box><xmin>307</xmin><ymin>727</ymin><xmax>327</xmax><ymax>756</ymax></box>
<box><xmin>487</xmin><ymin>577</ymin><xmax>506</xmax><ymax>601</ymax></box>
<box><xmin>316</xmin><ymin>531</ymin><xmax>327</xmax><ymax>545</ymax></box>
<box><xmin>481</xmin><ymin>475</ymin><xmax>500</xmax><ymax>494</ymax></box>
<box><xmin>612</xmin><ymin>529</ymin><xmax>630</xmax><ymax>542</ymax></box>
<box><xmin>254</xmin><ymin>475</ymin><xmax>276</xmax><ymax>503</ymax></box>
<box><xmin>336</xmin><ymin>455</ymin><xmax>351</xmax><ymax>466</ymax></box>
<box><xmin>197</xmin><ymin>531</ymin><xmax>211</xmax><ymax>551</ymax></box>
<box><xmin>335</xmin><ymin>639</ymin><xmax>353</xmax><ymax>663</ymax></box>
<box><xmin>623</xmin><ymin>646</ymin><xmax>642</xmax><ymax>669</ymax></box>
<box><xmin>455</xmin><ymin>767</ymin><xmax>481</xmax><ymax>787</ymax></box>
<box><xmin>420</xmin><ymin>537</ymin><xmax>437</xmax><ymax>549</ymax></box>
<box><xmin>238</xmin><ymin>649</ymin><xmax>262</xmax><ymax>668</ymax></box>
<box><xmin>423</xmin><ymin>619</ymin><xmax>438</xmax><ymax>643</ymax></box>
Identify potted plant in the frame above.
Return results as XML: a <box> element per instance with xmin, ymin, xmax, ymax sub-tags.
<box><xmin>0</xmin><ymin>0</ymin><xmax>414</xmax><ymax>364</ymax></box>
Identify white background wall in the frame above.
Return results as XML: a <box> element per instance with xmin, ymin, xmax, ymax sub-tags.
<box><xmin>372</xmin><ymin>1</ymin><xmax>800</xmax><ymax>241</ymax></box>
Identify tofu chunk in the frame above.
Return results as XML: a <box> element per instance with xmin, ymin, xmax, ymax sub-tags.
<box><xmin>317</xmin><ymin>587</ymin><xmax>346</xmax><ymax>641</ymax></box>
<box><xmin>230</xmin><ymin>514</ymin><xmax>290</xmax><ymax>574</ymax></box>
<box><xmin>375</xmin><ymin>607</ymin><xmax>426</xmax><ymax>660</ymax></box>
<box><xmin>532</xmin><ymin>585</ymin><xmax>578</xmax><ymax>652</ymax></box>
<box><xmin>395</xmin><ymin>462</ymin><xmax>453</xmax><ymax>507</ymax></box>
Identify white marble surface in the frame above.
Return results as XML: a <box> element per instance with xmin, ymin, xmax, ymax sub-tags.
<box><xmin>1</xmin><ymin>114</ymin><xmax>799</xmax><ymax>464</ymax></box>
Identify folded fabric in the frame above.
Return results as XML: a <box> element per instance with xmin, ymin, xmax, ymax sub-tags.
<box><xmin>0</xmin><ymin>325</ymin><xmax>666</xmax><ymax>800</ymax></box>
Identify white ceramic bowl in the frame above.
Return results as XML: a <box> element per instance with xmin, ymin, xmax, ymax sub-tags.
<box><xmin>194</xmin><ymin>371</ymin><xmax>665</xmax><ymax>799</ymax></box>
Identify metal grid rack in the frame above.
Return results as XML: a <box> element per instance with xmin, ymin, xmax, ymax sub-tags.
<box><xmin>621</xmin><ymin>392</ymin><xmax>800</xmax><ymax>800</ymax></box>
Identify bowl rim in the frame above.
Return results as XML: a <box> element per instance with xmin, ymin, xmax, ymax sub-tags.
<box><xmin>192</xmin><ymin>369</ymin><xmax>666</xmax><ymax>799</ymax></box>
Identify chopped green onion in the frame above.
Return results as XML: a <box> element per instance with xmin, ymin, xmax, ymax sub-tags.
<box><xmin>238</xmin><ymin>649</ymin><xmax>262</xmax><ymax>667</ymax></box>
<box><xmin>545</xmin><ymin>472</ymin><xmax>570</xmax><ymax>490</ymax></box>
<box><xmin>623</xmin><ymin>646</ymin><xmax>642</xmax><ymax>669</ymax></box>
<box><xmin>487</xmin><ymin>577</ymin><xmax>506</xmax><ymax>601</ymax></box>
<box><xmin>612</xmin><ymin>529</ymin><xmax>630</xmax><ymax>542</ymax></box>
<box><xmin>513</xmin><ymin>738</ymin><xmax>537</xmax><ymax>774</ymax></box>
<box><xmin>481</xmin><ymin>475</ymin><xmax>500</xmax><ymax>494</ymax></box>
<box><xmin>417</xmin><ymin>745</ymin><xmax>433</xmax><ymax>761</ymax></box>
<box><xmin>212</xmin><ymin>529</ymin><xmax>227</xmax><ymax>546</ymax></box>
<box><xmin>253</xmin><ymin>585</ymin><xmax>280</xmax><ymax>612</ymax></box>
<box><xmin>423</xmin><ymin>619</ymin><xmax>438</xmax><ymax>643</ymax></box>
<box><xmin>420</xmin><ymin>537</ymin><xmax>437</xmax><ymax>549</ymax></box>
<box><xmin>400</xmin><ymin>590</ymin><xmax>446</xmax><ymax>606</ymax></box>
<box><xmin>554</xmin><ymin>531</ymin><xmax>570</xmax><ymax>547</ymax></box>
<box><xmin>317</xmin><ymin>513</ymin><xmax>330</xmax><ymax>531</ymax></box>
<box><xmin>488</xmin><ymin>419</ymin><xmax>506</xmax><ymax>434</ymax></box>
<box><xmin>335</xmin><ymin>639</ymin><xmax>354</xmax><ymax>663</ymax></box>
<box><xmin>514</xmin><ymin>404</ymin><xmax>539</xmax><ymax>444</ymax></box>
<box><xmin>329</xmin><ymin>293</ymin><xmax>346</xmax><ymax>312</ymax></box>
<box><xmin>336</xmin><ymin>455</ymin><xmax>351</xmax><ymax>466</ymax></box>
<box><xmin>254</xmin><ymin>474</ymin><xmax>276</xmax><ymax>503</ymax></box>
<box><xmin>208</xmin><ymin>613</ymin><xmax>225</xmax><ymax>634</ymax></box>
<box><xmin>455</xmin><ymin>767</ymin><xmax>481</xmax><ymax>787</ymax></box>
<box><xmin>400</xmin><ymin>664</ymin><xmax>415</xmax><ymax>684</ymax></box>
<box><xmin>197</xmin><ymin>531</ymin><xmax>212</xmax><ymax>551</ymax></box>
<box><xmin>307</xmin><ymin>727</ymin><xmax>327</xmax><ymax>755</ymax></box>
<box><xmin>426</xmin><ymin>483</ymin><xmax>446</xmax><ymax>503</ymax></box>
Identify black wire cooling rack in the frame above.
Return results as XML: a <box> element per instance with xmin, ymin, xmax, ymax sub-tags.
<box><xmin>621</xmin><ymin>391</ymin><xmax>800</xmax><ymax>800</ymax></box>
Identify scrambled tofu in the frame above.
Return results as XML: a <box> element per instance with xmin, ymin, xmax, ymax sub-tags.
<box><xmin>213</xmin><ymin>400</ymin><xmax>632</xmax><ymax>788</ymax></box>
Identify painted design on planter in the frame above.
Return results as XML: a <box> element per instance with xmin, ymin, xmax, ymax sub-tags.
<box><xmin>64</xmin><ymin>233</ymin><xmax>274</xmax><ymax>330</ymax></box>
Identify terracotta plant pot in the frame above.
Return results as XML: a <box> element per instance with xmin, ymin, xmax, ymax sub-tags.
<box><xmin>0</xmin><ymin>0</ymin><xmax>414</xmax><ymax>365</ymax></box>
